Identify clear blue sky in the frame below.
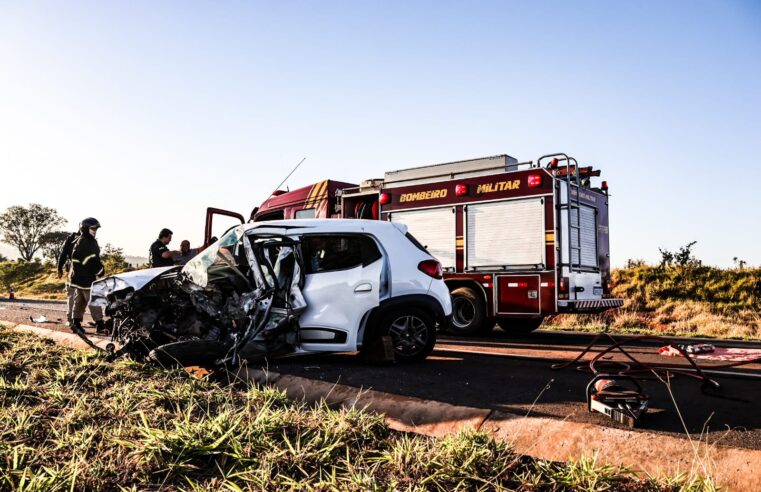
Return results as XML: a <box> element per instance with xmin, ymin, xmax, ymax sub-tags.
<box><xmin>1</xmin><ymin>1</ymin><xmax>759</xmax><ymax>266</ymax></box>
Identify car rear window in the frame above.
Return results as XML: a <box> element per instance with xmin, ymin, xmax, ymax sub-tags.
<box><xmin>302</xmin><ymin>234</ymin><xmax>382</xmax><ymax>274</ymax></box>
<box><xmin>404</xmin><ymin>232</ymin><xmax>430</xmax><ymax>254</ymax></box>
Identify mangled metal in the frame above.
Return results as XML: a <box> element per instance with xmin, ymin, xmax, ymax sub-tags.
<box><xmin>88</xmin><ymin>226</ymin><xmax>307</xmax><ymax>367</ymax></box>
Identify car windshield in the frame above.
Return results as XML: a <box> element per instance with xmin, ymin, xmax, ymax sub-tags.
<box><xmin>182</xmin><ymin>225</ymin><xmax>246</xmax><ymax>287</ymax></box>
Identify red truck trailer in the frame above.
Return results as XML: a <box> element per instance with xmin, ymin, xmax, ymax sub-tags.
<box><xmin>204</xmin><ymin>153</ymin><xmax>623</xmax><ymax>335</ymax></box>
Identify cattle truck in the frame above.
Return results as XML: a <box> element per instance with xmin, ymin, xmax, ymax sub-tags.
<box><xmin>204</xmin><ymin>153</ymin><xmax>623</xmax><ymax>335</ymax></box>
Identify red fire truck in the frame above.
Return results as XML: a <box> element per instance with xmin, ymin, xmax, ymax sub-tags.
<box><xmin>204</xmin><ymin>153</ymin><xmax>623</xmax><ymax>335</ymax></box>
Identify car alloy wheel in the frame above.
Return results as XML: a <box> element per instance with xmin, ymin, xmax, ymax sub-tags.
<box><xmin>388</xmin><ymin>314</ymin><xmax>430</xmax><ymax>357</ymax></box>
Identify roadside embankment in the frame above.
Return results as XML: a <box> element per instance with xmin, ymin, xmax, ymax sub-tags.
<box><xmin>547</xmin><ymin>265</ymin><xmax>761</xmax><ymax>339</ymax></box>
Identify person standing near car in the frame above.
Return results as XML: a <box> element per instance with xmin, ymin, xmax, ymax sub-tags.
<box><xmin>174</xmin><ymin>239</ymin><xmax>199</xmax><ymax>265</ymax></box>
<box><xmin>68</xmin><ymin>217</ymin><xmax>107</xmax><ymax>334</ymax></box>
<box><xmin>57</xmin><ymin>225</ymin><xmax>81</xmax><ymax>327</ymax></box>
<box><xmin>149</xmin><ymin>228</ymin><xmax>180</xmax><ymax>267</ymax></box>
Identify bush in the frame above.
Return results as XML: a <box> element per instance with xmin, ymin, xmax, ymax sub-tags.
<box><xmin>101</xmin><ymin>244</ymin><xmax>131</xmax><ymax>275</ymax></box>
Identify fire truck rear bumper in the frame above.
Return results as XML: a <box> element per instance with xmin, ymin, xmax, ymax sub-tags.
<box><xmin>558</xmin><ymin>298</ymin><xmax>624</xmax><ymax>312</ymax></box>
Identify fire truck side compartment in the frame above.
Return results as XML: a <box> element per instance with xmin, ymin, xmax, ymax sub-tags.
<box><xmin>496</xmin><ymin>275</ymin><xmax>541</xmax><ymax>315</ymax></box>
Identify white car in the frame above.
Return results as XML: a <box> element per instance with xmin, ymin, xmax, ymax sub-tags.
<box><xmin>90</xmin><ymin>219</ymin><xmax>452</xmax><ymax>364</ymax></box>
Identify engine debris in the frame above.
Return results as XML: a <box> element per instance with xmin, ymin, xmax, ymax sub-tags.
<box><xmin>89</xmin><ymin>228</ymin><xmax>306</xmax><ymax>368</ymax></box>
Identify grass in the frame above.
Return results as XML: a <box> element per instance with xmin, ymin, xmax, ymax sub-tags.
<box><xmin>545</xmin><ymin>265</ymin><xmax>761</xmax><ymax>340</ymax></box>
<box><xmin>0</xmin><ymin>327</ymin><xmax>714</xmax><ymax>491</ymax></box>
<box><xmin>0</xmin><ymin>261</ymin><xmax>66</xmax><ymax>300</ymax></box>
<box><xmin>1</xmin><ymin>256</ymin><xmax>135</xmax><ymax>300</ymax></box>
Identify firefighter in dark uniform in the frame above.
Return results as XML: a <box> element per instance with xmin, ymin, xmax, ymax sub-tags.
<box><xmin>149</xmin><ymin>228</ymin><xmax>180</xmax><ymax>267</ymax></box>
<box><xmin>57</xmin><ymin>227</ymin><xmax>81</xmax><ymax>326</ymax></box>
<box><xmin>68</xmin><ymin>217</ymin><xmax>107</xmax><ymax>334</ymax></box>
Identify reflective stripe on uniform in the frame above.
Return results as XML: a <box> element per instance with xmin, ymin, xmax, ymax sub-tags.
<box><xmin>81</xmin><ymin>254</ymin><xmax>97</xmax><ymax>265</ymax></box>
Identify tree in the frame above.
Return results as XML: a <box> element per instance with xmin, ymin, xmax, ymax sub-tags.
<box><xmin>658</xmin><ymin>241</ymin><xmax>701</xmax><ymax>269</ymax></box>
<box><xmin>101</xmin><ymin>243</ymin><xmax>130</xmax><ymax>275</ymax></box>
<box><xmin>733</xmin><ymin>257</ymin><xmax>747</xmax><ymax>270</ymax></box>
<box><xmin>40</xmin><ymin>231</ymin><xmax>71</xmax><ymax>262</ymax></box>
<box><xmin>0</xmin><ymin>204</ymin><xmax>66</xmax><ymax>261</ymax></box>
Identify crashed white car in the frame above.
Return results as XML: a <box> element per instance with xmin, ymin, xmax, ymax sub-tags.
<box><xmin>90</xmin><ymin>219</ymin><xmax>452</xmax><ymax>365</ymax></box>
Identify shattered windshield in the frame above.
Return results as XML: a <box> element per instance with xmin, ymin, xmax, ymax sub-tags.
<box><xmin>182</xmin><ymin>225</ymin><xmax>246</xmax><ymax>287</ymax></box>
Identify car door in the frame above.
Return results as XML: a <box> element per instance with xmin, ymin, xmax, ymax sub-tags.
<box><xmin>298</xmin><ymin>234</ymin><xmax>383</xmax><ymax>352</ymax></box>
<box><xmin>204</xmin><ymin>207</ymin><xmax>245</xmax><ymax>246</ymax></box>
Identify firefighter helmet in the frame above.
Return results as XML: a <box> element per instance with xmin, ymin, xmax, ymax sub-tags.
<box><xmin>80</xmin><ymin>217</ymin><xmax>101</xmax><ymax>231</ymax></box>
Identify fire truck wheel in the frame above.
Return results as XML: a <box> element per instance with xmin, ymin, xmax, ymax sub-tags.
<box><xmin>449</xmin><ymin>287</ymin><xmax>488</xmax><ymax>335</ymax></box>
<box><xmin>496</xmin><ymin>317</ymin><xmax>544</xmax><ymax>335</ymax></box>
<box><xmin>382</xmin><ymin>308</ymin><xmax>437</xmax><ymax>362</ymax></box>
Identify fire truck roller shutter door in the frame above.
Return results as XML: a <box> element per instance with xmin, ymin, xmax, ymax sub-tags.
<box><xmin>571</xmin><ymin>205</ymin><xmax>598</xmax><ymax>268</ymax></box>
<box><xmin>466</xmin><ymin>198</ymin><xmax>545</xmax><ymax>269</ymax></box>
<box><xmin>389</xmin><ymin>207</ymin><xmax>456</xmax><ymax>269</ymax></box>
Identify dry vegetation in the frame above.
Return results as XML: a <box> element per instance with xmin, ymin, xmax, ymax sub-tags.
<box><xmin>546</xmin><ymin>264</ymin><xmax>761</xmax><ymax>340</ymax></box>
<box><xmin>0</xmin><ymin>262</ymin><xmax>65</xmax><ymax>299</ymax></box>
<box><xmin>0</xmin><ymin>327</ymin><xmax>714</xmax><ymax>491</ymax></box>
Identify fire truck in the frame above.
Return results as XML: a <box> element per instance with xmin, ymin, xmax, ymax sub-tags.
<box><xmin>204</xmin><ymin>153</ymin><xmax>623</xmax><ymax>335</ymax></box>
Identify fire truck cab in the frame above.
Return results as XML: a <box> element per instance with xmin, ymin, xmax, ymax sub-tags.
<box><xmin>204</xmin><ymin>153</ymin><xmax>623</xmax><ymax>335</ymax></box>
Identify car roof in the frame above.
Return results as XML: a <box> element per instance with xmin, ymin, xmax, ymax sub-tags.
<box><xmin>242</xmin><ymin>219</ymin><xmax>407</xmax><ymax>235</ymax></box>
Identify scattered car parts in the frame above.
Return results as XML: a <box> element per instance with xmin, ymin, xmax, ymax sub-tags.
<box><xmin>554</xmin><ymin>333</ymin><xmax>761</xmax><ymax>428</ymax></box>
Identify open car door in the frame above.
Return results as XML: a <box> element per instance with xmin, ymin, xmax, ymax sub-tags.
<box><xmin>204</xmin><ymin>207</ymin><xmax>245</xmax><ymax>247</ymax></box>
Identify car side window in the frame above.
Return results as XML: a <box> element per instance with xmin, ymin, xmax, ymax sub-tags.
<box><xmin>302</xmin><ymin>235</ymin><xmax>382</xmax><ymax>274</ymax></box>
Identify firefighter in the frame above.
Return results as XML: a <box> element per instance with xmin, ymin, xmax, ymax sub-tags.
<box><xmin>149</xmin><ymin>228</ymin><xmax>181</xmax><ymax>267</ymax></box>
<box><xmin>57</xmin><ymin>226</ymin><xmax>81</xmax><ymax>326</ymax></box>
<box><xmin>68</xmin><ymin>217</ymin><xmax>107</xmax><ymax>334</ymax></box>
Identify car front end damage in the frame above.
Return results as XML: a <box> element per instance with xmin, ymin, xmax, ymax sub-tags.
<box><xmin>89</xmin><ymin>226</ymin><xmax>307</xmax><ymax>367</ymax></box>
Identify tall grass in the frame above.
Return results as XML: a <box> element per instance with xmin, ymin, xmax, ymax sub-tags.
<box><xmin>547</xmin><ymin>265</ymin><xmax>761</xmax><ymax>339</ymax></box>
<box><xmin>0</xmin><ymin>327</ymin><xmax>709</xmax><ymax>491</ymax></box>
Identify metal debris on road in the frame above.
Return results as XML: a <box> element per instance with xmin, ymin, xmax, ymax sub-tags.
<box><xmin>553</xmin><ymin>332</ymin><xmax>761</xmax><ymax>428</ymax></box>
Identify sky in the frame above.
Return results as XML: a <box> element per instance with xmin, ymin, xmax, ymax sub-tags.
<box><xmin>1</xmin><ymin>1</ymin><xmax>760</xmax><ymax>266</ymax></box>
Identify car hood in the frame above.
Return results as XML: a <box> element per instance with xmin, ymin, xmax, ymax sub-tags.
<box><xmin>90</xmin><ymin>266</ymin><xmax>180</xmax><ymax>307</ymax></box>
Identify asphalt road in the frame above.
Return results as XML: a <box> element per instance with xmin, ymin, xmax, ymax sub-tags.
<box><xmin>3</xmin><ymin>298</ymin><xmax>761</xmax><ymax>450</ymax></box>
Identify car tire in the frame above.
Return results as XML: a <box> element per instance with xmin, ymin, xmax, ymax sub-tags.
<box><xmin>449</xmin><ymin>287</ymin><xmax>490</xmax><ymax>335</ymax></box>
<box><xmin>495</xmin><ymin>317</ymin><xmax>544</xmax><ymax>335</ymax></box>
<box><xmin>380</xmin><ymin>308</ymin><xmax>437</xmax><ymax>362</ymax></box>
